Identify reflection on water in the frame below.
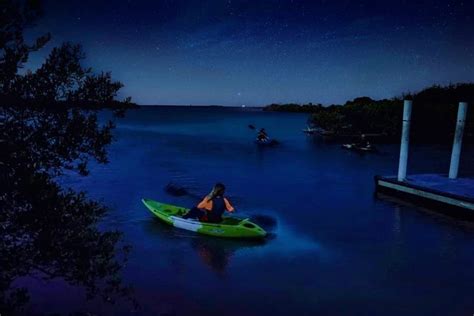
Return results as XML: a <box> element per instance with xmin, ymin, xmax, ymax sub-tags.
<box><xmin>143</xmin><ymin>218</ymin><xmax>268</xmax><ymax>276</ymax></box>
<box><xmin>190</xmin><ymin>238</ymin><xmax>266</xmax><ymax>275</ymax></box>
<box><xmin>1</xmin><ymin>203</ymin><xmax>137</xmax><ymax>315</ymax></box>
<box><xmin>376</xmin><ymin>192</ymin><xmax>474</xmax><ymax>227</ymax></box>
<box><xmin>142</xmin><ymin>208</ymin><xmax>323</xmax><ymax>282</ymax></box>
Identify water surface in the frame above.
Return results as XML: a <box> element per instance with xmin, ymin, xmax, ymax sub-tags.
<box><xmin>24</xmin><ymin>107</ymin><xmax>474</xmax><ymax>315</ymax></box>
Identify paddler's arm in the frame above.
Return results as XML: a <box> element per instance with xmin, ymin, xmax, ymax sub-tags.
<box><xmin>224</xmin><ymin>198</ymin><xmax>235</xmax><ymax>212</ymax></box>
<box><xmin>197</xmin><ymin>197</ymin><xmax>212</xmax><ymax>210</ymax></box>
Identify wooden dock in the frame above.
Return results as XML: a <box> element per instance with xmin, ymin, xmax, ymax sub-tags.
<box><xmin>375</xmin><ymin>101</ymin><xmax>472</xmax><ymax>220</ymax></box>
<box><xmin>375</xmin><ymin>174</ymin><xmax>474</xmax><ymax>219</ymax></box>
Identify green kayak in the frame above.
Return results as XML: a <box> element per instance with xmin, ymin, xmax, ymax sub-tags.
<box><xmin>142</xmin><ymin>198</ymin><xmax>267</xmax><ymax>239</ymax></box>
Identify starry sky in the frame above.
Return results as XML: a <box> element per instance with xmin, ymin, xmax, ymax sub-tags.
<box><xmin>27</xmin><ymin>0</ymin><xmax>474</xmax><ymax>106</ymax></box>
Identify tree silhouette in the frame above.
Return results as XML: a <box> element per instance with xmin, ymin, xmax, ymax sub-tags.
<box><xmin>1</xmin><ymin>0</ymin><xmax>137</xmax><ymax>313</ymax></box>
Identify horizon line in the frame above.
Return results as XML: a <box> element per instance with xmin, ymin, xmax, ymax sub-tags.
<box><xmin>137</xmin><ymin>104</ymin><xmax>264</xmax><ymax>107</ymax></box>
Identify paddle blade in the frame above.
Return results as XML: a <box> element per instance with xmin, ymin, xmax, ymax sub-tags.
<box><xmin>164</xmin><ymin>182</ymin><xmax>188</xmax><ymax>196</ymax></box>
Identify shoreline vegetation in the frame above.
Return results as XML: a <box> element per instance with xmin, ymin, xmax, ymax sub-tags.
<box><xmin>264</xmin><ymin>83</ymin><xmax>474</xmax><ymax>143</ymax></box>
<box><xmin>137</xmin><ymin>104</ymin><xmax>261</xmax><ymax>108</ymax></box>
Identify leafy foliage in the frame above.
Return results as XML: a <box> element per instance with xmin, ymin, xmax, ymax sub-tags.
<box><xmin>1</xmin><ymin>0</ymin><xmax>137</xmax><ymax>313</ymax></box>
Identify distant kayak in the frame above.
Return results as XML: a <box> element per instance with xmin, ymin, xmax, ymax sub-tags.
<box><xmin>302</xmin><ymin>128</ymin><xmax>316</xmax><ymax>134</ymax></box>
<box><xmin>142</xmin><ymin>198</ymin><xmax>267</xmax><ymax>239</ymax></box>
<box><xmin>318</xmin><ymin>130</ymin><xmax>335</xmax><ymax>136</ymax></box>
<box><xmin>342</xmin><ymin>143</ymin><xmax>377</xmax><ymax>152</ymax></box>
<box><xmin>255</xmin><ymin>138</ymin><xmax>279</xmax><ymax>146</ymax></box>
<box><xmin>302</xmin><ymin>126</ymin><xmax>319</xmax><ymax>134</ymax></box>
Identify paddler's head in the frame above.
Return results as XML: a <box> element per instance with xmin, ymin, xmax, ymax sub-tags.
<box><xmin>208</xmin><ymin>182</ymin><xmax>226</xmax><ymax>200</ymax></box>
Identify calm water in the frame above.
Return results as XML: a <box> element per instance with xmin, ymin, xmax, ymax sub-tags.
<box><xmin>22</xmin><ymin>107</ymin><xmax>474</xmax><ymax>315</ymax></box>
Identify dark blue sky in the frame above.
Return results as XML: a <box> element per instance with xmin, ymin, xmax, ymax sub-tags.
<box><xmin>27</xmin><ymin>0</ymin><xmax>474</xmax><ymax>106</ymax></box>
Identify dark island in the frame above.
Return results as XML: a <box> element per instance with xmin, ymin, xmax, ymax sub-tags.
<box><xmin>264</xmin><ymin>84</ymin><xmax>474</xmax><ymax>143</ymax></box>
<box><xmin>263</xmin><ymin>102</ymin><xmax>325</xmax><ymax>113</ymax></box>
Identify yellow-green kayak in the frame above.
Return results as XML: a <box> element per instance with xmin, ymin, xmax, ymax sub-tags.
<box><xmin>142</xmin><ymin>198</ymin><xmax>267</xmax><ymax>239</ymax></box>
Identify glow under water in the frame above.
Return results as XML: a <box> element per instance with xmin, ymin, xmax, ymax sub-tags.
<box><xmin>22</xmin><ymin>107</ymin><xmax>474</xmax><ymax>315</ymax></box>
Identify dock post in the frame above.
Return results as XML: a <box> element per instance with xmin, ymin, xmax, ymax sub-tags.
<box><xmin>449</xmin><ymin>102</ymin><xmax>468</xmax><ymax>179</ymax></box>
<box><xmin>398</xmin><ymin>100</ymin><xmax>412</xmax><ymax>181</ymax></box>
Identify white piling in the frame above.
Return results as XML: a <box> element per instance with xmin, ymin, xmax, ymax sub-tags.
<box><xmin>398</xmin><ymin>100</ymin><xmax>412</xmax><ymax>181</ymax></box>
<box><xmin>449</xmin><ymin>102</ymin><xmax>468</xmax><ymax>179</ymax></box>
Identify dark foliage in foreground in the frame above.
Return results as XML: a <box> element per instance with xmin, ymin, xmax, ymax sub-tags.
<box><xmin>264</xmin><ymin>84</ymin><xmax>474</xmax><ymax>142</ymax></box>
<box><xmin>1</xmin><ymin>0</ymin><xmax>137</xmax><ymax>313</ymax></box>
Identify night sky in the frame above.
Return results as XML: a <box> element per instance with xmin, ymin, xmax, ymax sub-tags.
<box><xmin>27</xmin><ymin>0</ymin><xmax>474</xmax><ymax>106</ymax></box>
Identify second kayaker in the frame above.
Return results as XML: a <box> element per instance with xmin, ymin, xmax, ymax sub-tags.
<box><xmin>257</xmin><ymin>128</ymin><xmax>269</xmax><ymax>141</ymax></box>
<box><xmin>182</xmin><ymin>182</ymin><xmax>235</xmax><ymax>223</ymax></box>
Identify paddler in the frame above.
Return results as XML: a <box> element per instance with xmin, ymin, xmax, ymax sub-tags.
<box><xmin>182</xmin><ymin>183</ymin><xmax>235</xmax><ymax>223</ymax></box>
<box><xmin>257</xmin><ymin>128</ymin><xmax>269</xmax><ymax>142</ymax></box>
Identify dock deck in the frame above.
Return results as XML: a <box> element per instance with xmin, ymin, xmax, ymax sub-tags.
<box><xmin>375</xmin><ymin>174</ymin><xmax>474</xmax><ymax>219</ymax></box>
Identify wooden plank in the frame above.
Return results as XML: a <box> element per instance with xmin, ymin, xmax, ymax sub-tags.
<box><xmin>377</xmin><ymin>179</ymin><xmax>474</xmax><ymax>211</ymax></box>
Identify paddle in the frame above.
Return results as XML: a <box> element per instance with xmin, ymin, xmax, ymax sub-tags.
<box><xmin>249</xmin><ymin>125</ymin><xmax>273</xmax><ymax>142</ymax></box>
<box><xmin>164</xmin><ymin>182</ymin><xmax>246</xmax><ymax>216</ymax></box>
<box><xmin>164</xmin><ymin>182</ymin><xmax>202</xmax><ymax>200</ymax></box>
<box><xmin>163</xmin><ymin>182</ymin><xmax>277</xmax><ymax>229</ymax></box>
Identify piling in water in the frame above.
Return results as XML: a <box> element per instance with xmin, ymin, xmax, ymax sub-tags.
<box><xmin>397</xmin><ymin>100</ymin><xmax>412</xmax><ymax>181</ymax></box>
<box><xmin>449</xmin><ymin>102</ymin><xmax>468</xmax><ymax>179</ymax></box>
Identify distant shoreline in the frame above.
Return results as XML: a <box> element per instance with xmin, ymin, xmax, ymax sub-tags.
<box><xmin>137</xmin><ymin>104</ymin><xmax>264</xmax><ymax>109</ymax></box>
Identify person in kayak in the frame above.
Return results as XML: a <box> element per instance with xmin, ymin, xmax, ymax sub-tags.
<box><xmin>356</xmin><ymin>134</ymin><xmax>371</xmax><ymax>148</ymax></box>
<box><xmin>257</xmin><ymin>128</ymin><xmax>269</xmax><ymax>142</ymax></box>
<box><xmin>182</xmin><ymin>183</ymin><xmax>235</xmax><ymax>223</ymax></box>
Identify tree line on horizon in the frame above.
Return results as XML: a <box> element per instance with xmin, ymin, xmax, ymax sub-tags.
<box><xmin>263</xmin><ymin>83</ymin><xmax>474</xmax><ymax>142</ymax></box>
